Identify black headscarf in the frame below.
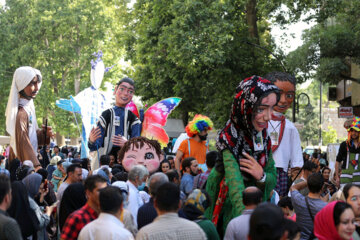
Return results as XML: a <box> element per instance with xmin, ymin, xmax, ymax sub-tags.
<box><xmin>7</xmin><ymin>181</ymin><xmax>40</xmax><ymax>238</ymax></box>
<box><xmin>59</xmin><ymin>183</ymin><xmax>87</xmax><ymax>231</ymax></box>
<box><xmin>9</xmin><ymin>158</ymin><xmax>20</xmax><ymax>182</ymax></box>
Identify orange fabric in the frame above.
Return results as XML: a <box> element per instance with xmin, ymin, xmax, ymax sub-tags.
<box><xmin>178</xmin><ymin>138</ymin><xmax>207</xmax><ymax>164</ymax></box>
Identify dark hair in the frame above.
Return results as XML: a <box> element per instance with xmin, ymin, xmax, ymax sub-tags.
<box><xmin>113</xmin><ymin>172</ymin><xmax>128</xmax><ymax>182</ymax></box>
<box><xmin>334</xmin><ymin>201</ymin><xmax>353</xmax><ymax>226</ymax></box>
<box><xmin>99</xmin><ymin>186</ymin><xmax>123</xmax><ymax>214</ymax></box>
<box><xmin>36</xmin><ymin>168</ymin><xmax>48</xmax><ymax>182</ymax></box>
<box><xmin>159</xmin><ymin>160</ymin><xmax>171</xmax><ymax>172</ymax></box>
<box><xmin>284</xmin><ymin>218</ymin><xmax>300</xmax><ymax>240</ymax></box>
<box><xmin>0</xmin><ymin>174</ymin><xmax>11</xmax><ymax>203</ymax></box>
<box><xmin>54</xmin><ymin>145</ymin><xmax>60</xmax><ymax>151</ymax></box>
<box><xmin>84</xmin><ymin>175</ymin><xmax>107</xmax><ymax>191</ymax></box>
<box><xmin>66</xmin><ymin>163</ymin><xmax>81</xmax><ymax>175</ymax></box>
<box><xmin>118</xmin><ymin>137</ymin><xmax>162</xmax><ymax>163</ymax></box>
<box><xmin>264</xmin><ymin>72</ymin><xmax>296</xmax><ymax>85</ymax></box>
<box><xmin>278</xmin><ymin>196</ymin><xmax>293</xmax><ymax>211</ymax></box>
<box><xmin>116</xmin><ymin>77</ymin><xmax>135</xmax><ymax>88</ymax></box>
<box><xmin>100</xmin><ymin>155</ymin><xmax>110</xmax><ymax>166</ymax></box>
<box><xmin>166</xmin><ymin>156</ymin><xmax>174</xmax><ymax>161</ymax></box>
<box><xmin>206</xmin><ymin>151</ymin><xmax>219</xmax><ymax>169</ymax></box>
<box><xmin>166</xmin><ymin>169</ymin><xmax>180</xmax><ymax>182</ymax></box>
<box><xmin>343</xmin><ymin>184</ymin><xmax>360</xmax><ymax>200</ymax></box>
<box><xmin>307</xmin><ymin>173</ymin><xmax>324</xmax><ymax>193</ymax></box>
<box><xmin>80</xmin><ymin>158</ymin><xmax>90</xmax><ymax>170</ymax></box>
<box><xmin>322</xmin><ymin>167</ymin><xmax>331</xmax><ymax>174</ymax></box>
<box><xmin>243</xmin><ymin>188</ymin><xmax>263</xmax><ymax>206</ymax></box>
<box><xmin>155</xmin><ymin>182</ymin><xmax>180</xmax><ymax>211</ymax></box>
<box><xmin>181</xmin><ymin>157</ymin><xmax>196</xmax><ymax>173</ymax></box>
<box><xmin>303</xmin><ymin>161</ymin><xmax>318</xmax><ymax>171</ymax></box>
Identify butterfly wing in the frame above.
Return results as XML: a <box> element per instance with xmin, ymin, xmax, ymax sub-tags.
<box><xmin>141</xmin><ymin>97</ymin><xmax>181</xmax><ymax>148</ymax></box>
<box><xmin>125</xmin><ymin>100</ymin><xmax>140</xmax><ymax>118</ymax></box>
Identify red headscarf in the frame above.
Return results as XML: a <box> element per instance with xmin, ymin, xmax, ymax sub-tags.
<box><xmin>314</xmin><ymin>201</ymin><xmax>347</xmax><ymax>240</ymax></box>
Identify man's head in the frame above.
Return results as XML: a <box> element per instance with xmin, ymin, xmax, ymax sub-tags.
<box><xmin>99</xmin><ymin>186</ymin><xmax>123</xmax><ymax>216</ymax></box>
<box><xmin>128</xmin><ymin>165</ymin><xmax>149</xmax><ymax>187</ymax></box>
<box><xmin>0</xmin><ymin>175</ymin><xmax>12</xmax><ymax>210</ymax></box>
<box><xmin>278</xmin><ymin>196</ymin><xmax>294</xmax><ymax>217</ymax></box>
<box><xmin>53</xmin><ymin>146</ymin><xmax>60</xmax><ymax>154</ymax></box>
<box><xmin>84</xmin><ymin>175</ymin><xmax>108</xmax><ymax>209</ymax></box>
<box><xmin>243</xmin><ymin>186</ymin><xmax>263</xmax><ymax>208</ymax></box>
<box><xmin>264</xmin><ymin>72</ymin><xmax>296</xmax><ymax>114</ymax></box>
<box><xmin>114</xmin><ymin>77</ymin><xmax>135</xmax><ymax>107</ymax></box>
<box><xmin>154</xmin><ymin>182</ymin><xmax>180</xmax><ymax>213</ymax></box>
<box><xmin>303</xmin><ymin>160</ymin><xmax>318</xmax><ymax>178</ymax></box>
<box><xmin>99</xmin><ymin>155</ymin><xmax>110</xmax><ymax>166</ymax></box>
<box><xmin>249</xmin><ymin>202</ymin><xmax>287</xmax><ymax>240</ymax></box>
<box><xmin>307</xmin><ymin>172</ymin><xmax>324</xmax><ymax>194</ymax></box>
<box><xmin>165</xmin><ymin>169</ymin><xmax>180</xmax><ymax>185</ymax></box>
<box><xmin>119</xmin><ymin>137</ymin><xmax>162</xmax><ymax>174</ymax></box>
<box><xmin>181</xmin><ymin>157</ymin><xmax>198</xmax><ymax>176</ymax></box>
<box><xmin>149</xmin><ymin>172</ymin><xmax>169</xmax><ymax>197</ymax></box>
<box><xmin>344</xmin><ymin>184</ymin><xmax>360</xmax><ymax>217</ymax></box>
<box><xmin>206</xmin><ymin>151</ymin><xmax>219</xmax><ymax>170</ymax></box>
<box><xmin>185</xmin><ymin>114</ymin><xmax>213</xmax><ymax>141</ymax></box>
<box><xmin>66</xmin><ymin>163</ymin><xmax>83</xmax><ymax>183</ymax></box>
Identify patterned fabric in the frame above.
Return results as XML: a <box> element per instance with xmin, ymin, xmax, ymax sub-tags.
<box><xmin>216</xmin><ymin>75</ymin><xmax>279</xmax><ymax>168</ymax></box>
<box><xmin>211</xmin><ymin>178</ymin><xmax>228</xmax><ymax>226</ymax></box>
<box><xmin>60</xmin><ymin>203</ymin><xmax>98</xmax><ymax>240</ymax></box>
<box><xmin>274</xmin><ymin>168</ymin><xmax>289</xmax><ymax>197</ymax></box>
<box><xmin>185</xmin><ymin>189</ymin><xmax>208</xmax><ymax>214</ymax></box>
<box><xmin>349</xmin><ymin>116</ymin><xmax>360</xmax><ymax>132</ymax></box>
<box><xmin>185</xmin><ymin>115</ymin><xmax>213</xmax><ymax>137</ymax></box>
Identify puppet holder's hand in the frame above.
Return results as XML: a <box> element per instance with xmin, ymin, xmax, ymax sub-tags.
<box><xmin>112</xmin><ymin>135</ymin><xmax>127</xmax><ymax>147</ymax></box>
<box><xmin>89</xmin><ymin>127</ymin><xmax>102</xmax><ymax>143</ymax></box>
<box><xmin>239</xmin><ymin>152</ymin><xmax>264</xmax><ymax>181</ymax></box>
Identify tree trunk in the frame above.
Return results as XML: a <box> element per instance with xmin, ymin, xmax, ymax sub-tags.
<box><xmin>246</xmin><ymin>0</ymin><xmax>259</xmax><ymax>44</ymax></box>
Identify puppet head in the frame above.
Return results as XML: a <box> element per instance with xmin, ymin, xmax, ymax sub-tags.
<box><xmin>264</xmin><ymin>72</ymin><xmax>296</xmax><ymax>114</ymax></box>
<box><xmin>118</xmin><ymin>137</ymin><xmax>162</xmax><ymax>174</ymax></box>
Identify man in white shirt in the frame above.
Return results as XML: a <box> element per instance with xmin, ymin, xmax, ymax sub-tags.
<box><xmin>78</xmin><ymin>186</ymin><xmax>133</xmax><ymax>240</ymax></box>
<box><xmin>265</xmin><ymin>72</ymin><xmax>303</xmax><ymax>197</ymax></box>
<box><xmin>126</xmin><ymin>165</ymin><xmax>149</xmax><ymax>225</ymax></box>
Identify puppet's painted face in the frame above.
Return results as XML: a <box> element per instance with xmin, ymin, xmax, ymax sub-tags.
<box><xmin>122</xmin><ymin>143</ymin><xmax>160</xmax><ymax>173</ymax></box>
<box><xmin>273</xmin><ymin>80</ymin><xmax>295</xmax><ymax>113</ymax></box>
<box><xmin>114</xmin><ymin>82</ymin><xmax>134</xmax><ymax>107</ymax></box>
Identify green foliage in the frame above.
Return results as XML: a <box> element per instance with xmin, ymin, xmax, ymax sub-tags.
<box><xmin>286</xmin><ymin>0</ymin><xmax>360</xmax><ymax>84</ymax></box>
<box><xmin>322</xmin><ymin>125</ymin><xmax>337</xmax><ymax>146</ymax></box>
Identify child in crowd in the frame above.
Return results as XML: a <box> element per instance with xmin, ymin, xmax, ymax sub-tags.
<box><xmin>51</xmin><ymin>159</ymin><xmax>65</xmax><ymax>192</ymax></box>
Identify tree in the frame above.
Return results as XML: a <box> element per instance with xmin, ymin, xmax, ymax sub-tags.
<box><xmin>286</xmin><ymin>0</ymin><xmax>360</xmax><ymax>84</ymax></box>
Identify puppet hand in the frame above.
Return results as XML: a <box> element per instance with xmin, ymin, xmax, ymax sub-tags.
<box><xmin>239</xmin><ymin>152</ymin><xmax>264</xmax><ymax>181</ymax></box>
<box><xmin>89</xmin><ymin>127</ymin><xmax>102</xmax><ymax>143</ymax></box>
<box><xmin>112</xmin><ymin>135</ymin><xmax>127</xmax><ymax>147</ymax></box>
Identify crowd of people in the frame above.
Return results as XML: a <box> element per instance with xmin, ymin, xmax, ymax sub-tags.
<box><xmin>1</xmin><ymin>66</ymin><xmax>360</xmax><ymax>240</ymax></box>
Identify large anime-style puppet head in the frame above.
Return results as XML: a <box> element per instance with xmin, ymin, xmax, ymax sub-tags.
<box><xmin>264</xmin><ymin>72</ymin><xmax>296</xmax><ymax>114</ymax></box>
<box><xmin>118</xmin><ymin>137</ymin><xmax>162</xmax><ymax>174</ymax></box>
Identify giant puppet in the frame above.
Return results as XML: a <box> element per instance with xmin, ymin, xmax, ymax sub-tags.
<box><xmin>6</xmin><ymin>67</ymin><xmax>52</xmax><ymax>167</ymax></box>
<box><xmin>56</xmin><ymin>51</ymin><xmax>111</xmax><ymax>159</ymax></box>
<box><xmin>264</xmin><ymin>72</ymin><xmax>303</xmax><ymax>197</ymax></box>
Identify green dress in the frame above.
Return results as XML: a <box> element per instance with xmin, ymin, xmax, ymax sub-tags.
<box><xmin>205</xmin><ymin>149</ymin><xmax>277</xmax><ymax>234</ymax></box>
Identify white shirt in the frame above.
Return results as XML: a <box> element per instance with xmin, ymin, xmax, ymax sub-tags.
<box><xmin>267</xmin><ymin>119</ymin><xmax>303</xmax><ymax>172</ymax></box>
<box><xmin>78</xmin><ymin>213</ymin><xmax>134</xmax><ymax>240</ymax></box>
<box><xmin>93</xmin><ymin>165</ymin><xmax>111</xmax><ymax>175</ymax></box>
<box><xmin>126</xmin><ymin>180</ymin><xmax>143</xmax><ymax>227</ymax></box>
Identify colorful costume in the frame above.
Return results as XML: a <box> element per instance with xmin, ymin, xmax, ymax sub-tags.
<box><xmin>205</xmin><ymin>76</ymin><xmax>278</xmax><ymax>234</ymax></box>
<box><xmin>338</xmin><ymin>116</ymin><xmax>360</xmax><ymax>185</ymax></box>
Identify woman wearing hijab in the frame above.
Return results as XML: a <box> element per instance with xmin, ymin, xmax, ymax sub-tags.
<box><xmin>182</xmin><ymin>189</ymin><xmax>220</xmax><ymax>240</ymax></box>
<box><xmin>22</xmin><ymin>173</ymin><xmax>55</xmax><ymax>240</ymax></box>
<box><xmin>205</xmin><ymin>76</ymin><xmax>279</xmax><ymax>235</ymax></box>
<box><xmin>59</xmin><ymin>183</ymin><xmax>87</xmax><ymax>231</ymax></box>
<box><xmin>314</xmin><ymin>201</ymin><xmax>357</xmax><ymax>240</ymax></box>
<box><xmin>7</xmin><ymin>181</ymin><xmax>40</xmax><ymax>239</ymax></box>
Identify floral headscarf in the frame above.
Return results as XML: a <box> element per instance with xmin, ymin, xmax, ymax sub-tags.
<box><xmin>216</xmin><ymin>75</ymin><xmax>279</xmax><ymax>168</ymax></box>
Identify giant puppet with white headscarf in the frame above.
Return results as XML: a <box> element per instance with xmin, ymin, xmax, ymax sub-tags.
<box><xmin>5</xmin><ymin>66</ymin><xmax>52</xmax><ymax>167</ymax></box>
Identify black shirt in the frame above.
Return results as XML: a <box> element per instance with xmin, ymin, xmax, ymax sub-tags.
<box><xmin>336</xmin><ymin>141</ymin><xmax>360</xmax><ymax>169</ymax></box>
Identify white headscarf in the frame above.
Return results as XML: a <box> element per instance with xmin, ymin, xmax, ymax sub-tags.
<box><xmin>5</xmin><ymin>66</ymin><xmax>42</xmax><ymax>155</ymax></box>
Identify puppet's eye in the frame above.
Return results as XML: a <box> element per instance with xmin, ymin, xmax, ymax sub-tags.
<box><xmin>145</xmin><ymin>152</ymin><xmax>154</xmax><ymax>159</ymax></box>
